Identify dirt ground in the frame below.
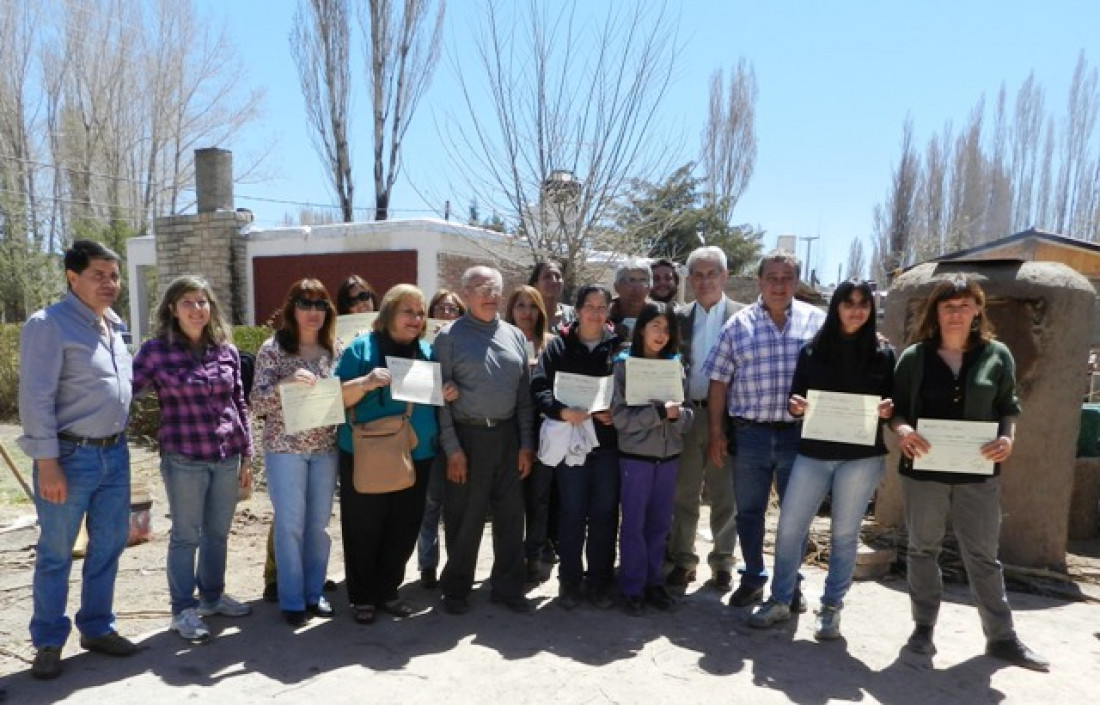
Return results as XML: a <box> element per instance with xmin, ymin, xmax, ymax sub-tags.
<box><xmin>0</xmin><ymin>423</ymin><xmax>1098</xmax><ymax>703</ymax></box>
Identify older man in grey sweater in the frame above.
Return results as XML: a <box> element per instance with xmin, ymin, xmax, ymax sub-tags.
<box><xmin>435</xmin><ymin>266</ymin><xmax>536</xmax><ymax>614</ymax></box>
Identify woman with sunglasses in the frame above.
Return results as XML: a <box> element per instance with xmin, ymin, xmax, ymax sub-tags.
<box><xmin>250</xmin><ymin>280</ymin><xmax>341</xmax><ymax>627</ymax></box>
<box><xmin>132</xmin><ymin>275</ymin><xmax>253</xmax><ymax>642</ymax></box>
<box><xmin>336</xmin><ymin>275</ymin><xmax>379</xmax><ymax>314</ymax></box>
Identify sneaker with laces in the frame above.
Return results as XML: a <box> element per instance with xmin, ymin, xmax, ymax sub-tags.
<box><xmin>198</xmin><ymin>593</ymin><xmax>251</xmax><ymax>618</ymax></box>
<box><xmin>727</xmin><ymin>583</ymin><xmax>764</xmax><ymax>608</ymax></box>
<box><xmin>813</xmin><ymin>604</ymin><xmax>842</xmax><ymax>640</ymax></box>
<box><xmin>748</xmin><ymin>599</ymin><xmax>791</xmax><ymax>628</ymax></box>
<box><xmin>170</xmin><ymin>608</ymin><xmax>211</xmax><ymax>641</ymax></box>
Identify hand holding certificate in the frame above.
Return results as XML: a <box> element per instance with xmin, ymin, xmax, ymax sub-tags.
<box><xmin>554</xmin><ymin>372</ymin><xmax>614</xmax><ymax>412</ymax></box>
<box><xmin>912</xmin><ymin>419</ymin><xmax>998</xmax><ymax>475</ymax></box>
<box><xmin>624</xmin><ymin>358</ymin><xmax>684</xmax><ymax>406</ymax></box>
<box><xmin>386</xmin><ymin>356</ymin><xmax>444</xmax><ymax>406</ymax></box>
<box><xmin>279</xmin><ymin>378</ymin><xmax>344</xmax><ymax>434</ymax></box>
<box><xmin>801</xmin><ymin>390</ymin><xmax>880</xmax><ymax>446</ymax></box>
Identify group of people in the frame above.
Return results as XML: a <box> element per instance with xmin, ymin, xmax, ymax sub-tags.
<box><xmin>18</xmin><ymin>239</ymin><xmax>1048</xmax><ymax>682</ymax></box>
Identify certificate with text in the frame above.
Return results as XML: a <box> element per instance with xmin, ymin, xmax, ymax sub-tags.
<box><xmin>801</xmin><ymin>390</ymin><xmax>880</xmax><ymax>446</ymax></box>
<box><xmin>278</xmin><ymin>378</ymin><xmax>344</xmax><ymax>434</ymax></box>
<box><xmin>554</xmin><ymin>372</ymin><xmax>614</xmax><ymax>412</ymax></box>
<box><xmin>912</xmin><ymin>419</ymin><xmax>998</xmax><ymax>475</ymax></box>
<box><xmin>335</xmin><ymin>313</ymin><xmax>378</xmax><ymax>343</ymax></box>
<box><xmin>387</xmin><ymin>357</ymin><xmax>444</xmax><ymax>406</ymax></box>
<box><xmin>624</xmin><ymin>358</ymin><xmax>684</xmax><ymax>406</ymax></box>
<box><xmin>423</xmin><ymin>318</ymin><xmax>451</xmax><ymax>344</ymax></box>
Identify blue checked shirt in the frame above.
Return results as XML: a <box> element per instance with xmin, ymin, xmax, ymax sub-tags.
<box><xmin>702</xmin><ymin>297</ymin><xmax>825</xmax><ymax>422</ymax></box>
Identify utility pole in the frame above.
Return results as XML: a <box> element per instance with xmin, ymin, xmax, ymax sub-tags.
<box><xmin>799</xmin><ymin>236</ymin><xmax>819</xmax><ymax>280</ymax></box>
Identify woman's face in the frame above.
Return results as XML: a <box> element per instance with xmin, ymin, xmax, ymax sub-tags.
<box><xmin>577</xmin><ymin>291</ymin><xmax>609</xmax><ymax>332</ymax></box>
<box><xmin>936</xmin><ymin>295</ymin><xmax>980</xmax><ymax>339</ymax></box>
<box><xmin>293</xmin><ymin>294</ymin><xmax>329</xmax><ymax>338</ymax></box>
<box><xmin>431</xmin><ymin>295</ymin><xmax>462</xmax><ymax>321</ymax></box>
<box><xmin>511</xmin><ymin>292</ymin><xmax>540</xmax><ymax>335</ymax></box>
<box><xmin>345</xmin><ymin>285</ymin><xmax>374</xmax><ymax>314</ymax></box>
<box><xmin>389</xmin><ymin>296</ymin><xmax>426</xmax><ymax>344</ymax></box>
<box><xmin>536</xmin><ymin>264</ymin><xmax>563</xmax><ymax>302</ymax></box>
<box><xmin>172</xmin><ymin>290</ymin><xmax>211</xmax><ymax>342</ymax></box>
<box><xmin>641</xmin><ymin>314</ymin><xmax>670</xmax><ymax>358</ymax></box>
<box><xmin>838</xmin><ymin>290</ymin><xmax>872</xmax><ymax>335</ymax></box>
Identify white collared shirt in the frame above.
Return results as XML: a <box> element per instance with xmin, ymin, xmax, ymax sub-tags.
<box><xmin>688</xmin><ymin>298</ymin><xmax>726</xmax><ymax>400</ymax></box>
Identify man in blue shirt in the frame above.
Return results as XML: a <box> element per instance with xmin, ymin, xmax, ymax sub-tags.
<box><xmin>19</xmin><ymin>240</ymin><xmax>138</xmax><ymax>679</ymax></box>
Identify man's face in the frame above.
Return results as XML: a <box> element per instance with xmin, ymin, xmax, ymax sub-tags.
<box><xmin>757</xmin><ymin>260</ymin><xmax>798</xmax><ymax>314</ymax></box>
<box><xmin>67</xmin><ymin>258</ymin><xmax>121</xmax><ymax>315</ymax></box>
<box><xmin>615</xmin><ymin>269</ymin><xmax>651</xmax><ymax>307</ymax></box>
<box><xmin>464</xmin><ymin>272</ymin><xmax>503</xmax><ymax>323</ymax></box>
<box><xmin>688</xmin><ymin>259</ymin><xmax>728</xmax><ymax>307</ymax></box>
<box><xmin>650</xmin><ymin>265</ymin><xmax>677</xmax><ymax>302</ymax></box>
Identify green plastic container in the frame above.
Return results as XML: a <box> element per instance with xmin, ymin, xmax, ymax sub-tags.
<box><xmin>1078</xmin><ymin>404</ymin><xmax>1100</xmax><ymax>457</ymax></box>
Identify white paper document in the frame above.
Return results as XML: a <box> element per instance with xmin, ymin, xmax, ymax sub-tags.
<box><xmin>423</xmin><ymin>318</ymin><xmax>451</xmax><ymax>344</ymax></box>
<box><xmin>278</xmin><ymin>378</ymin><xmax>344</xmax><ymax>434</ymax></box>
<box><xmin>386</xmin><ymin>357</ymin><xmax>444</xmax><ymax>406</ymax></box>
<box><xmin>801</xmin><ymin>390</ymin><xmax>880</xmax><ymax>446</ymax></box>
<box><xmin>335</xmin><ymin>312</ymin><xmax>378</xmax><ymax>343</ymax></box>
<box><xmin>525</xmin><ymin>340</ymin><xmax>537</xmax><ymax>364</ymax></box>
<box><xmin>624</xmin><ymin>358</ymin><xmax>684</xmax><ymax>406</ymax></box>
<box><xmin>554</xmin><ymin>372</ymin><xmax>614</xmax><ymax>412</ymax></box>
<box><xmin>912</xmin><ymin>419</ymin><xmax>998</xmax><ymax>475</ymax></box>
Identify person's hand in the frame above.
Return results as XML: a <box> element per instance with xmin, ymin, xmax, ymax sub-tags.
<box><xmin>591</xmin><ymin>410</ymin><xmax>612</xmax><ymax>426</ymax></box>
<box><xmin>878</xmin><ymin>398</ymin><xmax>895</xmax><ymax>419</ymax></box>
<box><xmin>980</xmin><ymin>435</ymin><xmax>1013</xmax><ymax>463</ymax></box>
<box><xmin>560</xmin><ymin>407</ymin><xmax>589</xmax><ymax>425</ymax></box>
<box><xmin>447</xmin><ymin>450</ymin><xmax>468</xmax><ymax>484</ymax></box>
<box><xmin>442</xmin><ymin>381</ymin><xmax>460</xmax><ymax>403</ymax></box>
<box><xmin>896</xmin><ymin>426</ymin><xmax>930</xmax><ymax>459</ymax></box>
<box><xmin>283</xmin><ymin>369</ymin><xmax>317</xmax><ymax>385</ymax></box>
<box><xmin>239</xmin><ymin>459</ymin><xmax>253</xmax><ymax>490</ymax></box>
<box><xmin>36</xmin><ymin>458</ymin><xmax>67</xmax><ymax>504</ymax></box>
<box><xmin>663</xmin><ymin>401</ymin><xmax>681</xmax><ymax>419</ymax></box>
<box><xmin>518</xmin><ymin>449</ymin><xmax>535</xmax><ymax>478</ymax></box>
<box><xmin>707</xmin><ymin>434</ymin><xmax>728</xmax><ymax>467</ymax></box>
<box><xmin>788</xmin><ymin>394</ymin><xmax>808</xmax><ymax>417</ymax></box>
<box><xmin>363</xmin><ymin>368</ymin><xmax>391</xmax><ymax>390</ymax></box>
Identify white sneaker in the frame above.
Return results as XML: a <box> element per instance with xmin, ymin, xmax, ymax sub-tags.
<box><xmin>197</xmin><ymin>594</ymin><xmax>252</xmax><ymax>618</ymax></box>
<box><xmin>814</xmin><ymin>604</ymin><xmax>842</xmax><ymax>640</ymax></box>
<box><xmin>170</xmin><ymin>608</ymin><xmax>211</xmax><ymax>641</ymax></box>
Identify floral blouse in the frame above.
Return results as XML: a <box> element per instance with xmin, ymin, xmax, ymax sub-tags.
<box><xmin>250</xmin><ymin>337</ymin><xmax>342</xmax><ymax>454</ymax></box>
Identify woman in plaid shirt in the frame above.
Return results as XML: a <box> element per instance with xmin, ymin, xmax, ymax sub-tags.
<box><xmin>132</xmin><ymin>275</ymin><xmax>253</xmax><ymax>642</ymax></box>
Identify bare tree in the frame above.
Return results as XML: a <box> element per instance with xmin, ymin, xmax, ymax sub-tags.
<box><xmin>701</xmin><ymin>59</ymin><xmax>757</xmax><ymax>225</ymax></box>
<box><xmin>1054</xmin><ymin>52</ymin><xmax>1099</xmax><ymax>234</ymax></box>
<box><xmin>444</xmin><ymin>0</ymin><xmax>678</xmax><ymax>289</ymax></box>
<box><xmin>1009</xmin><ymin>72</ymin><xmax>1045</xmax><ymax>230</ymax></box>
<box><xmin>844</xmin><ymin>237</ymin><xmax>866</xmax><ymax>280</ymax></box>
<box><xmin>291</xmin><ymin>0</ymin><xmax>354</xmax><ymax>221</ymax></box>
<box><xmin>875</xmin><ymin>118</ymin><xmax>919</xmax><ymax>280</ymax></box>
<box><xmin>361</xmin><ymin>0</ymin><xmax>444</xmax><ymax>220</ymax></box>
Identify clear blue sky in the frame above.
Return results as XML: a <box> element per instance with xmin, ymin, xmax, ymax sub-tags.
<box><xmin>197</xmin><ymin>0</ymin><xmax>1099</xmax><ymax>285</ymax></box>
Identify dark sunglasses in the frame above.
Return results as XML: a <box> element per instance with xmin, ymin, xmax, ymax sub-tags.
<box><xmin>294</xmin><ymin>298</ymin><xmax>329</xmax><ymax>312</ymax></box>
<box><xmin>348</xmin><ymin>291</ymin><xmax>374</xmax><ymax>303</ymax></box>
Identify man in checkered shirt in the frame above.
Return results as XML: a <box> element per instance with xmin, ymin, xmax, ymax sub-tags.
<box><xmin>702</xmin><ymin>250</ymin><xmax>825</xmax><ymax>609</ymax></box>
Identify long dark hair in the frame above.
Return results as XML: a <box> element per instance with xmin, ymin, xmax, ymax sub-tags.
<box><xmin>629</xmin><ymin>302</ymin><xmax>679</xmax><ymax>358</ymax></box>
<box><xmin>811</xmin><ymin>279</ymin><xmax>877</xmax><ymax>363</ymax></box>
<box><xmin>274</xmin><ymin>278</ymin><xmax>337</xmax><ymax>355</ymax></box>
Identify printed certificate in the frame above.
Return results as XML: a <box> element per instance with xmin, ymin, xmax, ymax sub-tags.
<box><xmin>524</xmin><ymin>340</ymin><xmax>537</xmax><ymax>364</ymax></box>
<box><xmin>624</xmin><ymin>358</ymin><xmax>684</xmax><ymax>406</ymax></box>
<box><xmin>278</xmin><ymin>378</ymin><xmax>344</xmax><ymax>434</ymax></box>
<box><xmin>335</xmin><ymin>312</ymin><xmax>378</xmax><ymax>343</ymax></box>
<box><xmin>387</xmin><ymin>357</ymin><xmax>444</xmax><ymax>406</ymax></box>
<box><xmin>554</xmin><ymin>372</ymin><xmax>614</xmax><ymax>412</ymax></box>
<box><xmin>801</xmin><ymin>390</ymin><xmax>880</xmax><ymax>446</ymax></box>
<box><xmin>912</xmin><ymin>419</ymin><xmax>998</xmax><ymax>475</ymax></box>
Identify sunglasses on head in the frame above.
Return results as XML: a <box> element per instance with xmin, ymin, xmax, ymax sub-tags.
<box><xmin>348</xmin><ymin>291</ymin><xmax>374</xmax><ymax>303</ymax></box>
<box><xmin>294</xmin><ymin>298</ymin><xmax>329</xmax><ymax>311</ymax></box>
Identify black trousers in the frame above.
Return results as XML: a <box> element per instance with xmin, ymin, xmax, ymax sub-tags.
<box><xmin>439</xmin><ymin>423</ymin><xmax>525</xmax><ymax>599</ymax></box>
<box><xmin>338</xmin><ymin>451</ymin><xmax>430</xmax><ymax>607</ymax></box>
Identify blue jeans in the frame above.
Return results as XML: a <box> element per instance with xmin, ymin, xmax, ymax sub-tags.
<box><xmin>417</xmin><ymin>453</ymin><xmax>446</xmax><ymax>571</ymax></box>
<box><xmin>31</xmin><ymin>439</ymin><xmax>131</xmax><ymax>648</ymax></box>
<box><xmin>770</xmin><ymin>454</ymin><xmax>884</xmax><ymax>607</ymax></box>
<box><xmin>555</xmin><ymin>447</ymin><xmax>620</xmax><ymax>589</ymax></box>
<box><xmin>266</xmin><ymin>451</ymin><xmax>338</xmax><ymax>611</ymax></box>
<box><xmin>732</xmin><ymin>423</ymin><xmax>800</xmax><ymax>588</ymax></box>
<box><xmin>161</xmin><ymin>453</ymin><xmax>241</xmax><ymax>615</ymax></box>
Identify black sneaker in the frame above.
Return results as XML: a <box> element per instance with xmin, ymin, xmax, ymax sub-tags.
<box><xmin>727</xmin><ymin>584</ymin><xmax>764</xmax><ymax>608</ymax></box>
<box><xmin>31</xmin><ymin>646</ymin><xmax>62</xmax><ymax>680</ymax></box>
<box><xmin>558</xmin><ymin>583</ymin><xmax>584</xmax><ymax>610</ymax></box>
<box><xmin>262</xmin><ymin>582</ymin><xmax>278</xmax><ymax>603</ymax></box>
<box><xmin>442</xmin><ymin>595</ymin><xmax>469</xmax><ymax>615</ymax></box>
<box><xmin>986</xmin><ymin>637</ymin><xmax>1050</xmax><ymax>672</ymax></box>
<box><xmin>79</xmin><ymin>631</ymin><xmax>138</xmax><ymax>656</ymax></box>
<box><xmin>490</xmin><ymin>592</ymin><xmax>533</xmax><ymax>614</ymax></box>
<box><xmin>666</xmin><ymin>566</ymin><xmax>696</xmax><ymax>587</ymax></box>
<box><xmin>905</xmin><ymin>625</ymin><xmax>936</xmax><ymax>655</ymax></box>
<box><xmin>644</xmin><ymin>585</ymin><xmax>674</xmax><ymax>611</ymax></box>
<box><xmin>284</xmin><ymin>610</ymin><xmax>308</xmax><ymax>627</ymax></box>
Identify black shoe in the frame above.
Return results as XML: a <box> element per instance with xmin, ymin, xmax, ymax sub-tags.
<box><xmin>284</xmin><ymin>610</ymin><xmax>308</xmax><ymax>627</ymax></box>
<box><xmin>420</xmin><ymin>569</ymin><xmax>438</xmax><ymax>589</ymax></box>
<box><xmin>588</xmin><ymin>584</ymin><xmax>615</xmax><ymax>610</ymax></box>
<box><xmin>727</xmin><ymin>584</ymin><xmax>764</xmax><ymax>608</ymax></box>
<box><xmin>31</xmin><ymin>647</ymin><xmax>62</xmax><ymax>680</ymax></box>
<box><xmin>442</xmin><ymin>595</ymin><xmax>469</xmax><ymax>615</ymax></box>
<box><xmin>791</xmin><ymin>587</ymin><xmax>807</xmax><ymax>614</ymax></box>
<box><xmin>986</xmin><ymin>637</ymin><xmax>1050</xmax><ymax>672</ymax></box>
<box><xmin>666</xmin><ymin>566</ymin><xmax>696</xmax><ymax>587</ymax></box>
<box><xmin>558</xmin><ymin>583</ymin><xmax>584</xmax><ymax>610</ymax></box>
<box><xmin>710</xmin><ymin>570</ymin><xmax>733</xmax><ymax>592</ymax></box>
<box><xmin>905</xmin><ymin>625</ymin><xmax>936</xmax><ymax>655</ymax></box>
<box><xmin>307</xmin><ymin>597</ymin><xmax>334</xmax><ymax>618</ymax></box>
<box><xmin>490</xmin><ymin>592</ymin><xmax>533</xmax><ymax>614</ymax></box>
<box><xmin>622</xmin><ymin>595</ymin><xmax>645</xmax><ymax>616</ymax></box>
<box><xmin>262</xmin><ymin>582</ymin><xmax>278</xmax><ymax>603</ymax></box>
<box><xmin>352</xmin><ymin>604</ymin><xmax>376</xmax><ymax>625</ymax></box>
<box><xmin>382</xmin><ymin>599</ymin><xmax>415</xmax><ymax>618</ymax></box>
<box><xmin>525</xmin><ymin>558</ymin><xmax>543</xmax><ymax>586</ymax></box>
<box><xmin>79</xmin><ymin>631</ymin><xmax>138</xmax><ymax>656</ymax></box>
<box><xmin>323</xmin><ymin>579</ymin><xmax>338</xmax><ymax>592</ymax></box>
<box><xmin>644</xmin><ymin>585</ymin><xmax>674</xmax><ymax>611</ymax></box>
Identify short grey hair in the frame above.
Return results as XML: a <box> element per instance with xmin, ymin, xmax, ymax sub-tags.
<box><xmin>461</xmin><ymin>265</ymin><xmax>502</xmax><ymax>290</ymax></box>
<box><xmin>615</xmin><ymin>257</ymin><xmax>652</xmax><ymax>287</ymax></box>
<box><xmin>686</xmin><ymin>246</ymin><xmax>727</xmax><ymax>274</ymax></box>
<box><xmin>757</xmin><ymin>249</ymin><xmax>801</xmax><ymax>279</ymax></box>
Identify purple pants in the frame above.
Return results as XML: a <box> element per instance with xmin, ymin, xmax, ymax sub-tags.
<box><xmin>618</xmin><ymin>456</ymin><xmax>679</xmax><ymax>598</ymax></box>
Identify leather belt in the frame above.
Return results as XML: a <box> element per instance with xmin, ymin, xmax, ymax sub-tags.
<box><xmin>733</xmin><ymin>417</ymin><xmax>797</xmax><ymax>430</ymax></box>
<box><xmin>453</xmin><ymin>416</ymin><xmax>514</xmax><ymax>428</ymax></box>
<box><xmin>58</xmin><ymin>431</ymin><xmax>125</xmax><ymax>447</ymax></box>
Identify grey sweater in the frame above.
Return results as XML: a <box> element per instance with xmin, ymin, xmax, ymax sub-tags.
<box><xmin>435</xmin><ymin>314</ymin><xmax>536</xmax><ymax>455</ymax></box>
<box><xmin>610</xmin><ymin>357</ymin><xmax>693</xmax><ymax>460</ymax></box>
